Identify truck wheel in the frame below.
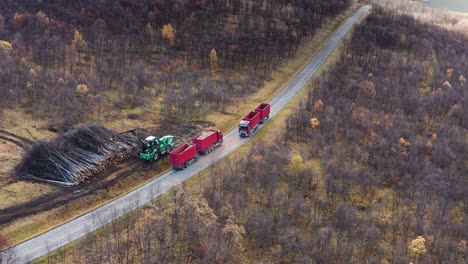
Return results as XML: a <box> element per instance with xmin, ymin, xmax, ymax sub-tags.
<box><xmin>166</xmin><ymin>145</ymin><xmax>172</xmax><ymax>154</ymax></box>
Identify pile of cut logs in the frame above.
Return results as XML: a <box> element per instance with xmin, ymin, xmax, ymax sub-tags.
<box><xmin>15</xmin><ymin>125</ymin><xmax>140</xmax><ymax>186</ymax></box>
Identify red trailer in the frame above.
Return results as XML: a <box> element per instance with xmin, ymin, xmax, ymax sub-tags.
<box><xmin>255</xmin><ymin>103</ymin><xmax>270</xmax><ymax>124</ymax></box>
<box><xmin>192</xmin><ymin>130</ymin><xmax>223</xmax><ymax>154</ymax></box>
<box><xmin>239</xmin><ymin>111</ymin><xmax>260</xmax><ymax>138</ymax></box>
<box><xmin>169</xmin><ymin>143</ymin><xmax>198</xmax><ymax>169</ymax></box>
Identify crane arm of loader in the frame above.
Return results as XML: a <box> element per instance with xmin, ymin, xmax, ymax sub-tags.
<box><xmin>112</xmin><ymin>129</ymin><xmax>146</xmax><ymax>146</ymax></box>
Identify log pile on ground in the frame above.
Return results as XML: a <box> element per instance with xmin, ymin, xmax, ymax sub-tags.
<box><xmin>15</xmin><ymin>125</ymin><xmax>140</xmax><ymax>186</ymax></box>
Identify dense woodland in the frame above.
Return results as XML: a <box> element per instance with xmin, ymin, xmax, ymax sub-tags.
<box><xmin>38</xmin><ymin>7</ymin><xmax>467</xmax><ymax>264</ymax></box>
<box><xmin>0</xmin><ymin>0</ymin><xmax>350</xmax><ymax>123</ymax></box>
<box><xmin>286</xmin><ymin>6</ymin><xmax>467</xmax><ymax>263</ymax></box>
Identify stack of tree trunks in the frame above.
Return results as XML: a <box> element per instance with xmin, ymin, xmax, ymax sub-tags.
<box><xmin>15</xmin><ymin>125</ymin><xmax>140</xmax><ymax>186</ymax></box>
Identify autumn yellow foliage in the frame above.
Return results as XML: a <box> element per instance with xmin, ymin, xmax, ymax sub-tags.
<box><xmin>222</xmin><ymin>215</ymin><xmax>245</xmax><ymax>245</ymax></box>
<box><xmin>76</xmin><ymin>84</ymin><xmax>89</xmax><ymax>94</ymax></box>
<box><xmin>310</xmin><ymin>118</ymin><xmax>320</xmax><ymax>129</ymax></box>
<box><xmin>0</xmin><ymin>40</ymin><xmax>12</xmax><ymax>53</ymax></box>
<box><xmin>409</xmin><ymin>236</ymin><xmax>427</xmax><ymax>255</ymax></box>
<box><xmin>442</xmin><ymin>80</ymin><xmax>452</xmax><ymax>89</ymax></box>
<box><xmin>290</xmin><ymin>154</ymin><xmax>303</xmax><ymax>173</ymax></box>
<box><xmin>71</xmin><ymin>30</ymin><xmax>87</xmax><ymax>52</ymax></box>
<box><xmin>459</xmin><ymin>75</ymin><xmax>466</xmax><ymax>86</ymax></box>
<box><xmin>209</xmin><ymin>48</ymin><xmax>218</xmax><ymax>69</ymax></box>
<box><xmin>162</xmin><ymin>24</ymin><xmax>176</xmax><ymax>46</ymax></box>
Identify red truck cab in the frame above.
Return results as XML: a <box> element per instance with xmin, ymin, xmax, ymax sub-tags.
<box><xmin>239</xmin><ymin>111</ymin><xmax>260</xmax><ymax>138</ymax></box>
<box><xmin>239</xmin><ymin>103</ymin><xmax>270</xmax><ymax>138</ymax></box>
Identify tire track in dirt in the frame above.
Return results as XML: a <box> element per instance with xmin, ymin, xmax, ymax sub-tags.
<box><xmin>0</xmin><ymin>123</ymin><xmax>205</xmax><ymax>224</ymax></box>
<box><xmin>0</xmin><ymin>130</ymin><xmax>35</xmax><ymax>146</ymax></box>
<box><xmin>0</xmin><ymin>130</ymin><xmax>35</xmax><ymax>151</ymax></box>
<box><xmin>0</xmin><ymin>159</ymin><xmax>147</xmax><ymax>224</ymax></box>
<box><xmin>0</xmin><ymin>136</ymin><xmax>26</xmax><ymax>151</ymax></box>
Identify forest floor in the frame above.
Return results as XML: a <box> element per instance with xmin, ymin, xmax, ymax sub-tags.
<box><xmin>0</xmin><ymin>2</ymin><xmax>364</xmax><ymax>248</ymax></box>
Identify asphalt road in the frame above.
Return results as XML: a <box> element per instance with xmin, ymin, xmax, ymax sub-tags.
<box><xmin>3</xmin><ymin>5</ymin><xmax>371</xmax><ymax>263</ymax></box>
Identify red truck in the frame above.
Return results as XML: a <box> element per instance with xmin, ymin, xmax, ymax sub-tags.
<box><xmin>239</xmin><ymin>111</ymin><xmax>260</xmax><ymax>138</ymax></box>
<box><xmin>239</xmin><ymin>103</ymin><xmax>270</xmax><ymax>137</ymax></box>
<box><xmin>192</xmin><ymin>130</ymin><xmax>223</xmax><ymax>154</ymax></box>
<box><xmin>255</xmin><ymin>103</ymin><xmax>270</xmax><ymax>124</ymax></box>
<box><xmin>169</xmin><ymin>143</ymin><xmax>198</xmax><ymax>169</ymax></box>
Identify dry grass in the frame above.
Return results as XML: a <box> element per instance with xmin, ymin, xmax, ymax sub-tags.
<box><xmin>0</xmin><ymin>182</ymin><xmax>56</xmax><ymax>210</ymax></box>
<box><xmin>0</xmin><ymin>109</ymin><xmax>55</xmax><ymax>138</ymax></box>
<box><xmin>0</xmin><ymin>142</ymin><xmax>21</xmax><ymax>175</ymax></box>
<box><xmin>0</xmin><ymin>110</ymin><xmax>61</xmax><ymax>212</ymax></box>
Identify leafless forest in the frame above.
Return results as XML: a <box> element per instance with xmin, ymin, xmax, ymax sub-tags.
<box><xmin>0</xmin><ymin>0</ymin><xmax>350</xmax><ymax>123</ymax></box>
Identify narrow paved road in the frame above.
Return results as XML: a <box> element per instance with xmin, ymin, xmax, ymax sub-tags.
<box><xmin>3</xmin><ymin>5</ymin><xmax>370</xmax><ymax>263</ymax></box>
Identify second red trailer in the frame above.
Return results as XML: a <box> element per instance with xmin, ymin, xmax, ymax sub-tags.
<box><xmin>169</xmin><ymin>143</ymin><xmax>198</xmax><ymax>169</ymax></box>
<box><xmin>255</xmin><ymin>103</ymin><xmax>270</xmax><ymax>124</ymax></box>
<box><xmin>192</xmin><ymin>130</ymin><xmax>223</xmax><ymax>154</ymax></box>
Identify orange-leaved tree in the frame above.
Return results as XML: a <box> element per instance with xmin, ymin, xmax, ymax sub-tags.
<box><xmin>162</xmin><ymin>24</ymin><xmax>176</xmax><ymax>46</ymax></box>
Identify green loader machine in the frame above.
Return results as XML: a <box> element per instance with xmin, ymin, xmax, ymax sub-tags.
<box><xmin>113</xmin><ymin>129</ymin><xmax>175</xmax><ymax>161</ymax></box>
<box><xmin>138</xmin><ymin>135</ymin><xmax>175</xmax><ymax>161</ymax></box>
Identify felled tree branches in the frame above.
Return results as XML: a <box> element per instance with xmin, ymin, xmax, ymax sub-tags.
<box><xmin>15</xmin><ymin>125</ymin><xmax>140</xmax><ymax>186</ymax></box>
